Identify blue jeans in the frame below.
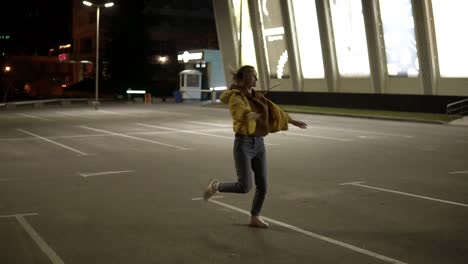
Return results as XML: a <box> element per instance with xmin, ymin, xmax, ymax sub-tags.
<box><xmin>218</xmin><ymin>135</ymin><xmax>267</xmax><ymax>216</ymax></box>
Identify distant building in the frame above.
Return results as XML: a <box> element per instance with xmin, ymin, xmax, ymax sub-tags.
<box><xmin>0</xmin><ymin>1</ymin><xmax>74</xmax><ymax>100</ymax></box>
<box><xmin>2</xmin><ymin>55</ymin><xmax>74</xmax><ymax>99</ymax></box>
<box><xmin>70</xmin><ymin>0</ymin><xmax>219</xmax><ymax>96</ymax></box>
<box><xmin>213</xmin><ymin>0</ymin><xmax>468</xmax><ymax>113</ymax></box>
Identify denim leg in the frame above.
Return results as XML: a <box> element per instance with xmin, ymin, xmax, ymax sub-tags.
<box><xmin>217</xmin><ymin>137</ymin><xmax>253</xmax><ymax>194</ymax></box>
<box><xmin>251</xmin><ymin>140</ymin><xmax>267</xmax><ymax>216</ymax></box>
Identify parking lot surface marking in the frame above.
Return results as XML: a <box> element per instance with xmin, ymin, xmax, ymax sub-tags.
<box><xmin>341</xmin><ymin>182</ymin><xmax>468</xmax><ymax>208</ymax></box>
<box><xmin>80</xmin><ymin>125</ymin><xmax>190</xmax><ymax>151</ymax></box>
<box><xmin>78</xmin><ymin>170</ymin><xmax>135</xmax><ymax>178</ymax></box>
<box><xmin>0</xmin><ymin>213</ymin><xmax>38</xmax><ymax>218</ymax></box>
<box><xmin>18</xmin><ymin>129</ymin><xmax>91</xmax><ymax>156</ymax></box>
<box><xmin>206</xmin><ymin>199</ymin><xmax>407</xmax><ymax>264</ymax></box>
<box><xmin>137</xmin><ymin>123</ymin><xmax>278</xmax><ymax>146</ymax></box>
<box><xmin>282</xmin><ymin>131</ymin><xmax>354</xmax><ymax>142</ymax></box>
<box><xmin>303</xmin><ymin>125</ymin><xmax>414</xmax><ymax>138</ymax></box>
<box><xmin>449</xmin><ymin>170</ymin><xmax>468</xmax><ymax>175</ymax></box>
<box><xmin>15</xmin><ymin>214</ymin><xmax>65</xmax><ymax>264</ymax></box>
<box><xmin>17</xmin><ymin>113</ymin><xmax>53</xmax><ymax>121</ymax></box>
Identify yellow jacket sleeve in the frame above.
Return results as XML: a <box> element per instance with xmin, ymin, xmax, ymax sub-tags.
<box><xmin>266</xmin><ymin>99</ymin><xmax>290</xmax><ymax>133</ymax></box>
<box><xmin>220</xmin><ymin>90</ymin><xmax>256</xmax><ymax>135</ymax></box>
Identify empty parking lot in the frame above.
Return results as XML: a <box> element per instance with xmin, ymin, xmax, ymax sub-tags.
<box><xmin>1</xmin><ymin>103</ymin><xmax>467</xmax><ymax>264</ymax></box>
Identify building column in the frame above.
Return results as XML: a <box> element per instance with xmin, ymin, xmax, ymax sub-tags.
<box><xmin>412</xmin><ymin>0</ymin><xmax>438</xmax><ymax>95</ymax></box>
<box><xmin>362</xmin><ymin>0</ymin><xmax>387</xmax><ymax>94</ymax></box>
<box><xmin>315</xmin><ymin>0</ymin><xmax>338</xmax><ymax>93</ymax></box>
<box><xmin>212</xmin><ymin>0</ymin><xmax>239</xmax><ymax>87</ymax></box>
<box><xmin>282</xmin><ymin>0</ymin><xmax>302</xmax><ymax>92</ymax></box>
<box><xmin>248</xmin><ymin>0</ymin><xmax>269</xmax><ymax>91</ymax></box>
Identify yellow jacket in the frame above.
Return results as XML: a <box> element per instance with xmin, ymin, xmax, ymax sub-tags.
<box><xmin>220</xmin><ymin>88</ymin><xmax>290</xmax><ymax>135</ymax></box>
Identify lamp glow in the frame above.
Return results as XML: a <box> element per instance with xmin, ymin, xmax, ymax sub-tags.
<box><xmin>104</xmin><ymin>2</ymin><xmax>114</xmax><ymax>7</ymax></box>
<box><xmin>82</xmin><ymin>1</ymin><xmax>92</xmax><ymax>7</ymax></box>
<box><xmin>158</xmin><ymin>56</ymin><xmax>168</xmax><ymax>64</ymax></box>
<box><xmin>126</xmin><ymin>89</ymin><xmax>146</xmax><ymax>94</ymax></box>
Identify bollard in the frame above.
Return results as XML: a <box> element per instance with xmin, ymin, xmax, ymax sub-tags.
<box><xmin>211</xmin><ymin>90</ymin><xmax>216</xmax><ymax>103</ymax></box>
<box><xmin>146</xmin><ymin>93</ymin><xmax>152</xmax><ymax>104</ymax></box>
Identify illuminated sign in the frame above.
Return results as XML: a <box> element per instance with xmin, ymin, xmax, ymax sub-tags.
<box><xmin>0</xmin><ymin>35</ymin><xmax>10</xmax><ymax>40</ymax></box>
<box><xmin>59</xmin><ymin>44</ymin><xmax>71</xmax><ymax>49</ymax></box>
<box><xmin>58</xmin><ymin>53</ymin><xmax>70</xmax><ymax>61</ymax></box>
<box><xmin>177</xmin><ymin>51</ymin><xmax>204</xmax><ymax>63</ymax></box>
<box><xmin>126</xmin><ymin>89</ymin><xmax>146</xmax><ymax>94</ymax></box>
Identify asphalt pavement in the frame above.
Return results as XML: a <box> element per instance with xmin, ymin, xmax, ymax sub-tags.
<box><xmin>0</xmin><ymin>102</ymin><xmax>467</xmax><ymax>264</ymax></box>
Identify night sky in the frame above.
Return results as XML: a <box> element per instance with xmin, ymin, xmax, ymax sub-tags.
<box><xmin>0</xmin><ymin>0</ymin><xmax>73</xmax><ymax>55</ymax></box>
<box><xmin>0</xmin><ymin>0</ymin><xmax>215</xmax><ymax>56</ymax></box>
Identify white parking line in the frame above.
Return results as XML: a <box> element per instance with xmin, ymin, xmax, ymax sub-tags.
<box><xmin>80</xmin><ymin>125</ymin><xmax>190</xmax><ymax>151</ymax></box>
<box><xmin>341</xmin><ymin>182</ymin><xmax>468</xmax><ymax>208</ymax></box>
<box><xmin>17</xmin><ymin>113</ymin><xmax>53</xmax><ymax>121</ymax></box>
<box><xmin>204</xmin><ymin>199</ymin><xmax>407</xmax><ymax>264</ymax></box>
<box><xmin>137</xmin><ymin>123</ymin><xmax>278</xmax><ymax>146</ymax></box>
<box><xmin>0</xmin><ymin>136</ymin><xmax>37</xmax><ymax>141</ymax></box>
<box><xmin>191</xmin><ymin>196</ymin><xmax>224</xmax><ymax>201</ymax></box>
<box><xmin>128</xmin><ymin>128</ymin><xmax>228</xmax><ymax>136</ymax></box>
<box><xmin>0</xmin><ymin>213</ymin><xmax>64</xmax><ymax>264</ymax></box>
<box><xmin>99</xmin><ymin>109</ymin><xmax>190</xmax><ymax>116</ymax></box>
<box><xmin>0</xmin><ymin>128</ymin><xmax>229</xmax><ymax>141</ymax></box>
<box><xmin>283</xmin><ymin>131</ymin><xmax>354</xmax><ymax>142</ymax></box>
<box><xmin>78</xmin><ymin>170</ymin><xmax>135</xmax><ymax>178</ymax></box>
<box><xmin>56</xmin><ymin>111</ymin><xmax>92</xmax><ymax>119</ymax></box>
<box><xmin>94</xmin><ymin>110</ymin><xmax>132</xmax><ymax>116</ymax></box>
<box><xmin>18</xmin><ymin>129</ymin><xmax>91</xmax><ymax>156</ymax></box>
<box><xmin>15</xmin><ymin>215</ymin><xmax>65</xmax><ymax>264</ymax></box>
<box><xmin>0</xmin><ymin>213</ymin><xmax>38</xmax><ymax>218</ymax></box>
<box><xmin>137</xmin><ymin>123</ymin><xmax>234</xmax><ymax>139</ymax></box>
<box><xmin>303</xmin><ymin>125</ymin><xmax>413</xmax><ymax>138</ymax></box>
<box><xmin>189</xmin><ymin>121</ymin><xmax>353</xmax><ymax>142</ymax></box>
<box><xmin>449</xmin><ymin>170</ymin><xmax>468</xmax><ymax>175</ymax></box>
<box><xmin>189</xmin><ymin>121</ymin><xmax>231</xmax><ymax>127</ymax></box>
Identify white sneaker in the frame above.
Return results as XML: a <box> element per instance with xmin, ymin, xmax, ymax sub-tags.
<box><xmin>203</xmin><ymin>179</ymin><xmax>219</xmax><ymax>201</ymax></box>
<box><xmin>249</xmin><ymin>216</ymin><xmax>269</xmax><ymax>228</ymax></box>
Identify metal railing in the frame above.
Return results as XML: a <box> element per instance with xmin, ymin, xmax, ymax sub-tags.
<box><xmin>446</xmin><ymin>98</ymin><xmax>468</xmax><ymax>116</ymax></box>
<box><xmin>0</xmin><ymin>98</ymin><xmax>88</xmax><ymax>109</ymax></box>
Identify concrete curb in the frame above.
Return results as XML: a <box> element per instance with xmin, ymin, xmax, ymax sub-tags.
<box><xmin>201</xmin><ymin>103</ymin><xmax>449</xmax><ymax>125</ymax></box>
<box><xmin>284</xmin><ymin>110</ymin><xmax>448</xmax><ymax>125</ymax></box>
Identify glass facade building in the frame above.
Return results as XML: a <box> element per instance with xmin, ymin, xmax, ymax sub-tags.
<box><xmin>212</xmin><ymin>0</ymin><xmax>468</xmax><ymax>97</ymax></box>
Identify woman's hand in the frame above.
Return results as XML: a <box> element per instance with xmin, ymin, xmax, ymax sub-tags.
<box><xmin>290</xmin><ymin>119</ymin><xmax>307</xmax><ymax>129</ymax></box>
<box><xmin>247</xmin><ymin>112</ymin><xmax>262</xmax><ymax>120</ymax></box>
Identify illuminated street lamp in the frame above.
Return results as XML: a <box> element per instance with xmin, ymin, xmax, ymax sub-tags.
<box><xmin>82</xmin><ymin>1</ymin><xmax>114</xmax><ymax>110</ymax></box>
<box><xmin>158</xmin><ymin>56</ymin><xmax>169</xmax><ymax>64</ymax></box>
<box><xmin>4</xmin><ymin>66</ymin><xmax>11</xmax><ymax>73</ymax></box>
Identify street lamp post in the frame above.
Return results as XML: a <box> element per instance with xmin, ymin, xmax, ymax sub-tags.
<box><xmin>2</xmin><ymin>65</ymin><xmax>13</xmax><ymax>103</ymax></box>
<box><xmin>82</xmin><ymin>1</ymin><xmax>114</xmax><ymax>110</ymax></box>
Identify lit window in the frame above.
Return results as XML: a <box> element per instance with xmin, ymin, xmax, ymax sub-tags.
<box><xmin>259</xmin><ymin>0</ymin><xmax>290</xmax><ymax>79</ymax></box>
<box><xmin>432</xmin><ymin>0</ymin><xmax>468</xmax><ymax>77</ymax></box>
<box><xmin>380</xmin><ymin>0</ymin><xmax>419</xmax><ymax>77</ymax></box>
<box><xmin>329</xmin><ymin>0</ymin><xmax>370</xmax><ymax>76</ymax></box>
<box><xmin>292</xmin><ymin>0</ymin><xmax>324</xmax><ymax>78</ymax></box>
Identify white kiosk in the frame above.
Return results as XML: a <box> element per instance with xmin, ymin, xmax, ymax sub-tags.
<box><xmin>177</xmin><ymin>49</ymin><xmax>226</xmax><ymax>101</ymax></box>
<box><xmin>179</xmin><ymin>69</ymin><xmax>202</xmax><ymax>100</ymax></box>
